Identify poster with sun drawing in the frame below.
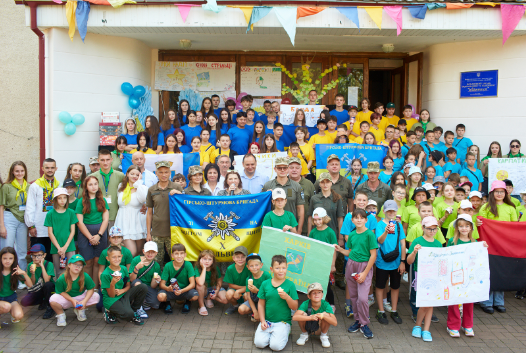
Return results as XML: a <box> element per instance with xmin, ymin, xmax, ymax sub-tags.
<box><xmin>416</xmin><ymin>242</ymin><xmax>490</xmax><ymax>307</ymax></box>
<box><xmin>169</xmin><ymin>193</ymin><xmax>271</xmax><ymax>262</ymax></box>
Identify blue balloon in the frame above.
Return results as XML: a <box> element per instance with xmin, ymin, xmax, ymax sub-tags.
<box><xmin>121</xmin><ymin>82</ymin><xmax>134</xmax><ymax>96</ymax></box>
<box><xmin>58</xmin><ymin>111</ymin><xmax>72</xmax><ymax>124</ymax></box>
<box><xmin>129</xmin><ymin>96</ymin><xmax>141</xmax><ymax>109</ymax></box>
<box><xmin>64</xmin><ymin>123</ymin><xmax>76</xmax><ymax>135</ymax></box>
<box><xmin>133</xmin><ymin>85</ymin><xmax>146</xmax><ymax>98</ymax></box>
<box><xmin>72</xmin><ymin>114</ymin><xmax>85</xmax><ymax>126</ymax></box>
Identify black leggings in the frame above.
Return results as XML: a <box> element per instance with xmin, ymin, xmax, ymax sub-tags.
<box><xmin>326</xmin><ymin>281</ymin><xmax>334</xmax><ymax>305</ymax></box>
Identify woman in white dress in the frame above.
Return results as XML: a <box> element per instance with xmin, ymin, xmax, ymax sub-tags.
<box><xmin>115</xmin><ymin>165</ymin><xmax>148</xmax><ymax>256</ymax></box>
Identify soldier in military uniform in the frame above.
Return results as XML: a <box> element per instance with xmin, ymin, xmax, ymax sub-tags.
<box><xmin>262</xmin><ymin>157</ymin><xmax>305</xmax><ymax>228</ymax></box>
<box><xmin>287</xmin><ymin>156</ymin><xmax>315</xmax><ymax>236</ymax></box>
<box><xmin>356</xmin><ymin>161</ymin><xmax>393</xmax><ymax>210</ymax></box>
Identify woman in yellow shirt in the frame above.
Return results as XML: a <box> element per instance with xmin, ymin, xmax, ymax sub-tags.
<box><xmin>160</xmin><ymin>134</ymin><xmax>181</xmax><ymax>154</ymax></box>
<box><xmin>130</xmin><ymin>132</ymin><xmax>156</xmax><ymax>154</ymax></box>
<box><xmin>199</xmin><ymin>129</ymin><xmax>215</xmax><ymax>159</ymax></box>
<box><xmin>190</xmin><ymin>136</ymin><xmax>210</xmax><ymax>168</ymax></box>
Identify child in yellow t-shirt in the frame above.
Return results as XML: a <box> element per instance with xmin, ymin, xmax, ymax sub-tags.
<box><xmin>288</xmin><ymin>142</ymin><xmax>312</xmax><ymax>176</ymax></box>
<box><xmin>309</xmin><ymin>119</ymin><xmax>333</xmax><ymax>150</ymax></box>
<box><xmin>353</xmin><ymin>121</ymin><xmax>370</xmax><ymax>144</ymax></box>
<box><xmin>368</xmin><ymin>113</ymin><xmax>385</xmax><ymax>143</ymax></box>
<box><xmin>385</xmin><ymin>102</ymin><xmax>400</xmax><ymax>126</ymax></box>
<box><xmin>345</xmin><ymin>105</ymin><xmax>358</xmax><ymax>134</ymax></box>
<box><xmin>401</xmin><ymin>105</ymin><xmax>418</xmax><ymax>131</ymax></box>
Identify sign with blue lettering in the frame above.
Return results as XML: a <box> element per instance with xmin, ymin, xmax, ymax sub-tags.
<box><xmin>460</xmin><ymin>70</ymin><xmax>498</xmax><ymax>98</ymax></box>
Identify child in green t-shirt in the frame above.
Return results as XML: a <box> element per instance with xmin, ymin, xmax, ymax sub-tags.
<box><xmin>100</xmin><ymin>246</ymin><xmax>147</xmax><ymax>325</ymax></box>
<box><xmin>224</xmin><ymin>246</ymin><xmax>251</xmax><ymax>315</ymax></box>
<box><xmin>129</xmin><ymin>241</ymin><xmax>161</xmax><ymax>318</ymax></box>
<box><xmin>158</xmin><ymin>243</ymin><xmax>198</xmax><ymax>315</ymax></box>
<box><xmin>49</xmin><ymin>254</ymin><xmax>99</xmax><ymax>326</ymax></box>
<box><xmin>309</xmin><ymin>207</ymin><xmax>337</xmax><ymax>309</ymax></box>
<box><xmin>44</xmin><ymin>188</ymin><xmax>78</xmax><ymax>277</ymax></box>
<box><xmin>238</xmin><ymin>253</ymin><xmax>271</xmax><ymax>321</ymax></box>
<box><xmin>407</xmin><ymin>216</ymin><xmax>443</xmax><ymax>343</ymax></box>
<box><xmin>335</xmin><ymin>209</ymin><xmax>378</xmax><ymax>339</ymax></box>
<box><xmin>0</xmin><ymin>247</ymin><xmax>30</xmax><ymax>323</ymax></box>
<box><xmin>195</xmin><ymin>249</ymin><xmax>227</xmax><ymax>316</ymax></box>
<box><xmin>293</xmin><ymin>282</ymin><xmax>338</xmax><ymax>348</ymax></box>
<box><xmin>254</xmin><ymin>255</ymin><xmax>299</xmax><ymax>351</ymax></box>
<box><xmin>262</xmin><ymin>188</ymin><xmax>299</xmax><ymax>233</ymax></box>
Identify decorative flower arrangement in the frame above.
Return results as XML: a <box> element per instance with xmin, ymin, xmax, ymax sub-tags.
<box><xmin>275</xmin><ymin>60</ymin><xmax>347</xmax><ymax>104</ymax></box>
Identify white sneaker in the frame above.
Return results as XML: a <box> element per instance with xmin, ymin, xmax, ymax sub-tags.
<box><xmin>18</xmin><ymin>282</ymin><xmax>27</xmax><ymax>290</ymax></box>
<box><xmin>368</xmin><ymin>297</ymin><xmax>375</xmax><ymax>307</ymax></box>
<box><xmin>11</xmin><ymin>316</ymin><xmax>20</xmax><ymax>323</ymax></box>
<box><xmin>296</xmin><ymin>332</ymin><xmax>309</xmax><ymax>345</ymax></box>
<box><xmin>56</xmin><ymin>313</ymin><xmax>67</xmax><ymax>326</ymax></box>
<box><xmin>74</xmin><ymin>308</ymin><xmax>87</xmax><ymax>321</ymax></box>
<box><xmin>383</xmin><ymin>302</ymin><xmax>393</xmax><ymax>312</ymax></box>
<box><xmin>320</xmin><ymin>335</ymin><xmax>331</xmax><ymax>348</ymax></box>
<box><xmin>330</xmin><ymin>305</ymin><xmax>336</xmax><ymax>314</ymax></box>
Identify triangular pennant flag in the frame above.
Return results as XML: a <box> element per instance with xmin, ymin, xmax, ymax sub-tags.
<box><xmin>66</xmin><ymin>0</ymin><xmax>77</xmax><ymax>41</ymax></box>
<box><xmin>273</xmin><ymin>7</ymin><xmax>297</xmax><ymax>45</ymax></box>
<box><xmin>53</xmin><ymin>0</ymin><xmax>63</xmax><ymax>3</ymax></box>
<box><xmin>229</xmin><ymin>6</ymin><xmax>254</xmax><ymax>30</ymax></box>
<box><xmin>426</xmin><ymin>3</ymin><xmax>446</xmax><ymax>11</ymax></box>
<box><xmin>360</xmin><ymin>6</ymin><xmax>383</xmax><ymax>30</ymax></box>
<box><xmin>202</xmin><ymin>0</ymin><xmax>226</xmax><ymax>13</ymax></box>
<box><xmin>76</xmin><ymin>1</ymin><xmax>90</xmax><ymax>43</ymax></box>
<box><xmin>335</xmin><ymin>7</ymin><xmax>360</xmax><ymax>30</ymax></box>
<box><xmin>384</xmin><ymin>6</ymin><xmax>403</xmax><ymax>35</ymax></box>
<box><xmin>476</xmin><ymin>2</ymin><xmax>497</xmax><ymax>6</ymax></box>
<box><xmin>177</xmin><ymin>4</ymin><xmax>199</xmax><ymax>23</ymax></box>
<box><xmin>446</xmin><ymin>3</ymin><xmax>474</xmax><ymax>10</ymax></box>
<box><xmin>296</xmin><ymin>7</ymin><xmax>326</xmax><ymax>20</ymax></box>
<box><xmin>501</xmin><ymin>4</ymin><xmax>526</xmax><ymax>45</ymax></box>
<box><xmin>408</xmin><ymin>5</ymin><xmax>428</xmax><ymax>19</ymax></box>
<box><xmin>246</xmin><ymin>6</ymin><xmax>272</xmax><ymax>32</ymax></box>
<box><xmin>107</xmin><ymin>0</ymin><xmax>136</xmax><ymax>7</ymax></box>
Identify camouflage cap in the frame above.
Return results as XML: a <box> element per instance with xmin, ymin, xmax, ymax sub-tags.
<box><xmin>188</xmin><ymin>165</ymin><xmax>203</xmax><ymax>177</ymax></box>
<box><xmin>155</xmin><ymin>160</ymin><xmax>173</xmax><ymax>169</ymax></box>
<box><xmin>275</xmin><ymin>156</ymin><xmax>290</xmax><ymax>166</ymax></box>
<box><xmin>288</xmin><ymin>156</ymin><xmax>301</xmax><ymax>165</ymax></box>
<box><xmin>89</xmin><ymin>157</ymin><xmax>99</xmax><ymax>165</ymax></box>
<box><xmin>318</xmin><ymin>172</ymin><xmax>331</xmax><ymax>182</ymax></box>
<box><xmin>326</xmin><ymin>154</ymin><xmax>340</xmax><ymax>163</ymax></box>
<box><xmin>367</xmin><ymin>161</ymin><xmax>380</xmax><ymax>173</ymax></box>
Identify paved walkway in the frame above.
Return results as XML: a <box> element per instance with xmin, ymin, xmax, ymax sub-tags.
<box><xmin>0</xmin><ymin>285</ymin><xmax>525</xmax><ymax>353</ymax></box>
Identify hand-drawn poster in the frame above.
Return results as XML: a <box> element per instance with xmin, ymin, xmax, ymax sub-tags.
<box><xmin>155</xmin><ymin>62</ymin><xmax>236</xmax><ymax>92</ymax></box>
<box><xmin>240</xmin><ymin>67</ymin><xmax>282</xmax><ymax>96</ymax></box>
<box><xmin>279</xmin><ymin>104</ymin><xmax>326</xmax><ymax>127</ymax></box>
<box><xmin>488</xmin><ymin>158</ymin><xmax>526</xmax><ymax>196</ymax></box>
<box><xmin>416</xmin><ymin>242</ymin><xmax>489</xmax><ymax>307</ymax></box>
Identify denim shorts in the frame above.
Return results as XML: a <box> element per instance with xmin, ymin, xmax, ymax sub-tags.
<box><xmin>0</xmin><ymin>293</ymin><xmax>18</xmax><ymax>304</ymax></box>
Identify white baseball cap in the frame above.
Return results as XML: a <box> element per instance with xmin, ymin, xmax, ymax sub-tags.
<box><xmin>367</xmin><ymin>200</ymin><xmax>377</xmax><ymax>207</ymax></box>
<box><xmin>452</xmin><ymin>214</ymin><xmax>474</xmax><ymax>228</ymax></box>
<box><xmin>143</xmin><ymin>241</ymin><xmax>158</xmax><ymax>253</ymax></box>
<box><xmin>469</xmin><ymin>191</ymin><xmax>482</xmax><ymax>199</ymax></box>
<box><xmin>312</xmin><ymin>207</ymin><xmax>327</xmax><ymax>218</ymax></box>
<box><xmin>53</xmin><ymin>188</ymin><xmax>69</xmax><ymax>199</ymax></box>
<box><xmin>272</xmin><ymin>188</ymin><xmax>286</xmax><ymax>200</ymax></box>
<box><xmin>422</xmin><ymin>183</ymin><xmax>434</xmax><ymax>192</ymax></box>
<box><xmin>459</xmin><ymin>200</ymin><xmax>473</xmax><ymax>209</ymax></box>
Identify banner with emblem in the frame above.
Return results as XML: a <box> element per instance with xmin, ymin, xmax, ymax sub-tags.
<box><xmin>169</xmin><ymin>193</ymin><xmax>272</xmax><ymax>262</ymax></box>
<box><xmin>315</xmin><ymin>143</ymin><xmax>389</xmax><ymax>177</ymax></box>
<box><xmin>259</xmin><ymin>226</ymin><xmax>335</xmax><ymax>297</ymax></box>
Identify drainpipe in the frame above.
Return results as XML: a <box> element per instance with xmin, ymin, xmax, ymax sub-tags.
<box><xmin>29</xmin><ymin>2</ymin><xmax>46</xmax><ymax>167</ymax></box>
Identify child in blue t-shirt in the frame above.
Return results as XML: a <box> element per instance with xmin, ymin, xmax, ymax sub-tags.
<box><xmin>443</xmin><ymin>147</ymin><xmax>462</xmax><ymax>179</ymax></box>
<box><xmin>460</xmin><ymin>152</ymin><xmax>483</xmax><ymax>192</ymax></box>
<box><xmin>453</xmin><ymin>124</ymin><xmax>473</xmax><ymax>163</ymax></box>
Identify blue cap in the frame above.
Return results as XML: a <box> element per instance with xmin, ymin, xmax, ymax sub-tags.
<box><xmin>28</xmin><ymin>244</ymin><xmax>46</xmax><ymax>254</ymax></box>
<box><xmin>246</xmin><ymin>253</ymin><xmax>262</xmax><ymax>262</ymax></box>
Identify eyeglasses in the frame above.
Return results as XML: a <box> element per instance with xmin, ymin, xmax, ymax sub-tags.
<box><xmin>424</xmin><ymin>227</ymin><xmax>438</xmax><ymax>233</ymax></box>
<box><xmin>276</xmin><ymin>166</ymin><xmax>288</xmax><ymax>171</ymax></box>
<box><xmin>511</xmin><ymin>145</ymin><xmax>520</xmax><ymax>148</ymax></box>
<box><xmin>494</xmin><ymin>190</ymin><xmax>506</xmax><ymax>194</ymax></box>
<box><xmin>30</xmin><ymin>254</ymin><xmax>43</xmax><ymax>258</ymax></box>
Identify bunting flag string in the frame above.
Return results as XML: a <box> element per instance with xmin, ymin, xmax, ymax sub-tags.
<box><xmin>66</xmin><ymin>0</ymin><xmax>77</xmax><ymax>41</ymax></box>
<box><xmin>407</xmin><ymin>5</ymin><xmax>428</xmax><ymax>19</ymax></box>
<box><xmin>246</xmin><ymin>6</ymin><xmax>272</xmax><ymax>32</ymax></box>
<box><xmin>335</xmin><ymin>7</ymin><xmax>360</xmax><ymax>30</ymax></box>
<box><xmin>501</xmin><ymin>4</ymin><xmax>526</xmax><ymax>45</ymax></box>
<box><xmin>297</xmin><ymin>7</ymin><xmax>326</xmax><ymax>21</ymax></box>
<box><xmin>202</xmin><ymin>0</ymin><xmax>226</xmax><ymax>13</ymax></box>
<box><xmin>360</xmin><ymin>6</ymin><xmax>383</xmax><ymax>29</ymax></box>
<box><xmin>177</xmin><ymin>4</ymin><xmax>200</xmax><ymax>23</ymax></box>
<box><xmin>229</xmin><ymin>6</ymin><xmax>254</xmax><ymax>30</ymax></box>
<box><xmin>446</xmin><ymin>3</ymin><xmax>474</xmax><ymax>9</ymax></box>
<box><xmin>384</xmin><ymin>6</ymin><xmax>403</xmax><ymax>35</ymax></box>
<box><xmin>107</xmin><ymin>0</ymin><xmax>136</xmax><ymax>7</ymax></box>
<box><xmin>426</xmin><ymin>3</ymin><xmax>446</xmax><ymax>10</ymax></box>
<box><xmin>85</xmin><ymin>0</ymin><xmax>111</xmax><ymax>5</ymax></box>
<box><xmin>273</xmin><ymin>7</ymin><xmax>297</xmax><ymax>45</ymax></box>
<box><xmin>76</xmin><ymin>0</ymin><xmax>90</xmax><ymax>43</ymax></box>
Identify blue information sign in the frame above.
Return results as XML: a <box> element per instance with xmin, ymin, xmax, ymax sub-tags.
<box><xmin>460</xmin><ymin>70</ymin><xmax>498</xmax><ymax>98</ymax></box>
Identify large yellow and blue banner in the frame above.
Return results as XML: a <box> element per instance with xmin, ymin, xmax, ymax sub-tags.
<box><xmin>315</xmin><ymin>143</ymin><xmax>388</xmax><ymax>177</ymax></box>
<box><xmin>169</xmin><ymin>193</ymin><xmax>272</xmax><ymax>262</ymax></box>
<box><xmin>259</xmin><ymin>227</ymin><xmax>335</xmax><ymax>297</ymax></box>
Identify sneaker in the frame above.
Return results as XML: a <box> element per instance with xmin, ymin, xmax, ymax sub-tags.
<box><xmin>383</xmin><ymin>302</ymin><xmax>393</xmax><ymax>312</ymax></box>
<box><xmin>143</xmin><ymin>304</ymin><xmax>151</xmax><ymax>311</ymax></box>
<box><xmin>330</xmin><ymin>304</ymin><xmax>336</xmax><ymax>314</ymax></box>
<box><xmin>360</xmin><ymin>325</ymin><xmax>374</xmax><ymax>339</ymax></box>
<box><xmin>345</xmin><ymin>303</ymin><xmax>354</xmax><ymax>317</ymax></box>
<box><xmin>431</xmin><ymin>314</ymin><xmax>439</xmax><ymax>323</ymax></box>
<box><xmin>296</xmin><ymin>332</ymin><xmax>309</xmax><ymax>345</ymax></box>
<box><xmin>250</xmin><ymin>314</ymin><xmax>257</xmax><ymax>322</ymax></box>
<box><xmin>462</xmin><ymin>327</ymin><xmax>475</xmax><ymax>337</ymax></box>
<box><xmin>402</xmin><ymin>273</ymin><xmax>409</xmax><ymax>282</ymax></box>
<box><xmin>164</xmin><ymin>303</ymin><xmax>173</xmax><ymax>314</ymax></box>
<box><xmin>56</xmin><ymin>313</ymin><xmax>66</xmax><ymax>327</ymax></box>
<box><xmin>17</xmin><ymin>282</ymin><xmax>27</xmax><ymax>290</ymax></box>
<box><xmin>481</xmin><ymin>306</ymin><xmax>494</xmax><ymax>314</ymax></box>
<box><xmin>43</xmin><ymin>306</ymin><xmax>55</xmax><ymax>319</ymax></box>
<box><xmin>320</xmin><ymin>334</ymin><xmax>331</xmax><ymax>348</ymax></box>
<box><xmin>422</xmin><ymin>330</ymin><xmax>433</xmax><ymax>342</ymax></box>
<box><xmin>447</xmin><ymin>327</ymin><xmax>460</xmax><ymax>338</ymax></box>
<box><xmin>390</xmin><ymin>311</ymin><xmax>403</xmax><ymax>324</ymax></box>
<box><xmin>11</xmin><ymin>316</ymin><xmax>20</xmax><ymax>324</ymax></box>
<box><xmin>347</xmin><ymin>320</ymin><xmax>361</xmax><ymax>333</ymax></box>
<box><xmin>495</xmin><ymin>306</ymin><xmax>506</xmax><ymax>313</ymax></box>
<box><xmin>181</xmin><ymin>301</ymin><xmax>191</xmax><ymax>314</ymax></box>
<box><xmin>367</xmin><ymin>297</ymin><xmax>375</xmax><ymax>307</ymax></box>
<box><xmin>130</xmin><ymin>312</ymin><xmax>144</xmax><ymax>325</ymax></box>
<box><xmin>225</xmin><ymin>304</ymin><xmax>239</xmax><ymax>315</ymax></box>
<box><xmin>104</xmin><ymin>310</ymin><xmax>118</xmax><ymax>324</ymax></box>
<box><xmin>375</xmin><ymin>311</ymin><xmax>389</xmax><ymax>325</ymax></box>
<box><xmin>38</xmin><ymin>302</ymin><xmax>46</xmax><ymax>310</ymax></box>
<box><xmin>412</xmin><ymin>326</ymin><xmax>422</xmax><ymax>338</ymax></box>
<box><xmin>74</xmin><ymin>308</ymin><xmax>87</xmax><ymax>321</ymax></box>
<box><xmin>136</xmin><ymin>307</ymin><xmax>149</xmax><ymax>319</ymax></box>
<box><xmin>515</xmin><ymin>290</ymin><xmax>525</xmax><ymax>299</ymax></box>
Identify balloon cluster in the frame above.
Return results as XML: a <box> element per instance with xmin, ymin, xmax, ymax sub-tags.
<box><xmin>225</xmin><ymin>92</ymin><xmax>248</xmax><ymax>110</ymax></box>
<box><xmin>121</xmin><ymin>82</ymin><xmax>146</xmax><ymax>109</ymax></box>
<box><xmin>59</xmin><ymin>111</ymin><xmax>85</xmax><ymax>136</ymax></box>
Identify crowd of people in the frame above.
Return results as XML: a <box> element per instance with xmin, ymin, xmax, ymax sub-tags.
<box><xmin>0</xmin><ymin>92</ymin><xmax>525</xmax><ymax>350</ymax></box>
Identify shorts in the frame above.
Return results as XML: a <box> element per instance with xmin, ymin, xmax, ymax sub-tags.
<box><xmin>0</xmin><ymin>293</ymin><xmax>18</xmax><ymax>304</ymax></box>
<box><xmin>131</xmin><ymin>279</ymin><xmax>160</xmax><ymax>309</ymax></box>
<box><xmin>78</xmin><ymin>223</ymin><xmax>108</xmax><ymax>261</ymax></box>
<box><xmin>159</xmin><ymin>288</ymin><xmax>198</xmax><ymax>301</ymax></box>
<box><xmin>375</xmin><ymin>267</ymin><xmax>402</xmax><ymax>290</ymax></box>
<box><xmin>49</xmin><ymin>291</ymin><xmax>100</xmax><ymax>309</ymax></box>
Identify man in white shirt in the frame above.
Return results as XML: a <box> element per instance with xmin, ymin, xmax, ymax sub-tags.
<box><xmin>217</xmin><ymin>154</ymin><xmax>231</xmax><ymax>187</ymax></box>
<box><xmin>240</xmin><ymin>154</ymin><xmax>269</xmax><ymax>194</ymax></box>
<box><xmin>132</xmin><ymin>151</ymin><xmax>158</xmax><ymax>187</ymax></box>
